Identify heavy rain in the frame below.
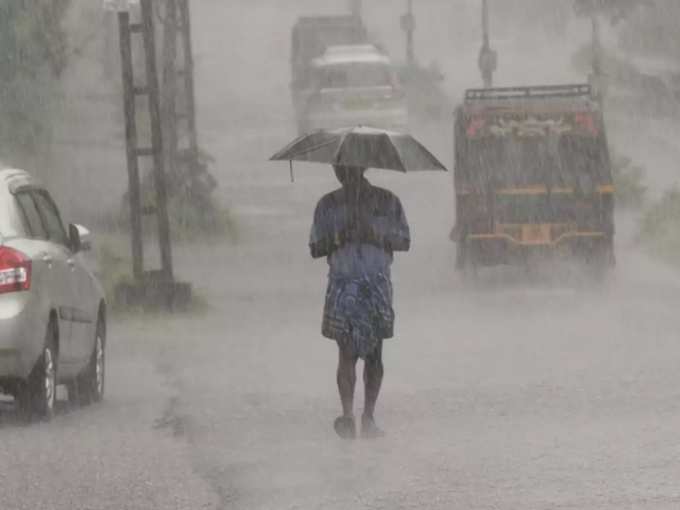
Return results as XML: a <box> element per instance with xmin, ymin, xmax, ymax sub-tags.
<box><xmin>1</xmin><ymin>0</ymin><xmax>679</xmax><ymax>508</ymax></box>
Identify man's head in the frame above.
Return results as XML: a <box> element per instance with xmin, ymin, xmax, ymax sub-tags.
<box><xmin>333</xmin><ymin>165</ymin><xmax>367</xmax><ymax>188</ymax></box>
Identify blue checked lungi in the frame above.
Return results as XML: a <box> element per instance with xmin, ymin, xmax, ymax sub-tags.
<box><xmin>322</xmin><ymin>272</ymin><xmax>394</xmax><ymax>360</ymax></box>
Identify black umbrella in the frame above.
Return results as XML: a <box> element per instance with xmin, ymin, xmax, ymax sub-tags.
<box><xmin>270</xmin><ymin>126</ymin><xmax>448</xmax><ymax>173</ymax></box>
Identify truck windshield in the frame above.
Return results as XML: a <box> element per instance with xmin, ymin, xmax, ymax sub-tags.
<box><xmin>463</xmin><ymin>135</ymin><xmax>610</xmax><ymax>191</ymax></box>
<box><xmin>315</xmin><ymin>63</ymin><xmax>393</xmax><ymax>89</ymax></box>
<box><xmin>294</xmin><ymin>25</ymin><xmax>365</xmax><ymax>63</ymax></box>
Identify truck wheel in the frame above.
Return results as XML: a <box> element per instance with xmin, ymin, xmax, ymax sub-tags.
<box><xmin>18</xmin><ymin>321</ymin><xmax>58</xmax><ymax>422</ymax></box>
<box><xmin>457</xmin><ymin>241</ymin><xmax>478</xmax><ymax>282</ymax></box>
<box><xmin>455</xmin><ymin>239</ymin><xmax>467</xmax><ymax>271</ymax></box>
<box><xmin>587</xmin><ymin>242</ymin><xmax>615</xmax><ymax>282</ymax></box>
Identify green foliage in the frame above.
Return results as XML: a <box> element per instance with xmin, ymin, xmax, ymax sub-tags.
<box><xmin>113</xmin><ymin>181</ymin><xmax>239</xmax><ymax>244</ymax></box>
<box><xmin>618</xmin><ymin>2</ymin><xmax>680</xmax><ymax>55</ymax></box>
<box><xmin>95</xmin><ymin>235</ymin><xmax>210</xmax><ymax>315</ymax></box>
<box><xmin>164</xmin><ymin>193</ymin><xmax>239</xmax><ymax>243</ymax></box>
<box><xmin>0</xmin><ymin>0</ymin><xmax>71</xmax><ymax>161</ymax></box>
<box><xmin>639</xmin><ymin>186</ymin><xmax>680</xmax><ymax>267</ymax></box>
<box><xmin>116</xmin><ymin>150</ymin><xmax>235</xmax><ymax>243</ymax></box>
<box><xmin>94</xmin><ymin>236</ymin><xmax>134</xmax><ymax>309</ymax></box>
<box><xmin>611</xmin><ymin>154</ymin><xmax>647</xmax><ymax>209</ymax></box>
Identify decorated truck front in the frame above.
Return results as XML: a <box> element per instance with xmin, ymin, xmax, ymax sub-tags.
<box><xmin>452</xmin><ymin>84</ymin><xmax>615</xmax><ymax>272</ymax></box>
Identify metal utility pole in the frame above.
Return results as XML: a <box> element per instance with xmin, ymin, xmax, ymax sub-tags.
<box><xmin>401</xmin><ymin>0</ymin><xmax>415</xmax><ymax>66</ymax></box>
<box><xmin>178</xmin><ymin>0</ymin><xmax>200</xmax><ymax>163</ymax></box>
<box><xmin>161</xmin><ymin>0</ymin><xmax>202</xmax><ymax>169</ymax></box>
<box><xmin>116</xmin><ymin>0</ymin><xmax>190</xmax><ymax>308</ymax></box>
<box><xmin>161</xmin><ymin>0</ymin><xmax>179</xmax><ymax>189</ymax></box>
<box><xmin>161</xmin><ymin>0</ymin><xmax>210</xmax><ymax>205</ymax></box>
<box><xmin>590</xmin><ymin>13</ymin><xmax>606</xmax><ymax>104</ymax></box>
<box><xmin>118</xmin><ymin>8</ymin><xmax>143</xmax><ymax>280</ymax></box>
<box><xmin>349</xmin><ymin>0</ymin><xmax>362</xmax><ymax>19</ymax></box>
<box><xmin>140</xmin><ymin>0</ymin><xmax>174</xmax><ymax>281</ymax></box>
<box><xmin>478</xmin><ymin>0</ymin><xmax>497</xmax><ymax>88</ymax></box>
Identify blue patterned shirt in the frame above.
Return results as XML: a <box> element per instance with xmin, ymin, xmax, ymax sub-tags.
<box><xmin>309</xmin><ymin>181</ymin><xmax>410</xmax><ymax>277</ymax></box>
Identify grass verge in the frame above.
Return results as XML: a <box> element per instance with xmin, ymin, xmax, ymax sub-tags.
<box><xmin>638</xmin><ymin>186</ymin><xmax>680</xmax><ymax>269</ymax></box>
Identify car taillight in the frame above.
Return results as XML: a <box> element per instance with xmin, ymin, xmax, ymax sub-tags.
<box><xmin>0</xmin><ymin>247</ymin><xmax>31</xmax><ymax>294</ymax></box>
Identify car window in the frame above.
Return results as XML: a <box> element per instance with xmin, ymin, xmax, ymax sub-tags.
<box><xmin>32</xmin><ymin>191</ymin><xmax>69</xmax><ymax>246</ymax></box>
<box><xmin>15</xmin><ymin>192</ymin><xmax>48</xmax><ymax>240</ymax></box>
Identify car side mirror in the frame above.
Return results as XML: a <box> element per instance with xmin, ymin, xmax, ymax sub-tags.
<box><xmin>69</xmin><ymin>224</ymin><xmax>92</xmax><ymax>253</ymax></box>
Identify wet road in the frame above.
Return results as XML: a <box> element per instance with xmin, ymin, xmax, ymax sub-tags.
<box><xmin>0</xmin><ymin>322</ymin><xmax>217</xmax><ymax>510</ymax></box>
<box><xmin>3</xmin><ymin>1</ymin><xmax>680</xmax><ymax>509</ymax></box>
<box><xmin>145</xmin><ymin>197</ymin><xmax>680</xmax><ymax>510</ymax></box>
<box><xmin>2</xmin><ymin>200</ymin><xmax>680</xmax><ymax>509</ymax></box>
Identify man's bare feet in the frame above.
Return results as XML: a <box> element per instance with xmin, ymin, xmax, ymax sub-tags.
<box><xmin>334</xmin><ymin>415</ymin><xmax>357</xmax><ymax>439</ymax></box>
<box><xmin>361</xmin><ymin>414</ymin><xmax>385</xmax><ymax>439</ymax></box>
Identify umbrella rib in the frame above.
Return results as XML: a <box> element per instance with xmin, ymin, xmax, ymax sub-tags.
<box><xmin>411</xmin><ymin>138</ymin><xmax>448</xmax><ymax>171</ymax></box>
<box><xmin>296</xmin><ymin>138</ymin><xmax>342</xmax><ymax>158</ymax></box>
<box><xmin>269</xmin><ymin>132</ymin><xmax>308</xmax><ymax>160</ymax></box>
<box><xmin>331</xmin><ymin>131</ymin><xmax>350</xmax><ymax>165</ymax></box>
<box><xmin>270</xmin><ymin>136</ymin><xmax>340</xmax><ymax>161</ymax></box>
<box><xmin>384</xmin><ymin>133</ymin><xmax>407</xmax><ymax>172</ymax></box>
<box><xmin>291</xmin><ymin>140</ymin><xmax>335</xmax><ymax>155</ymax></box>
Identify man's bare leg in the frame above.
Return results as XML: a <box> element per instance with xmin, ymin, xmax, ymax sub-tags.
<box><xmin>335</xmin><ymin>344</ymin><xmax>358</xmax><ymax>439</ymax></box>
<box><xmin>362</xmin><ymin>341</ymin><xmax>384</xmax><ymax>437</ymax></box>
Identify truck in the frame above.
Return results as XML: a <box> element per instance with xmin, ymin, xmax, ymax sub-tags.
<box><xmin>451</xmin><ymin>84</ymin><xmax>615</xmax><ymax>274</ymax></box>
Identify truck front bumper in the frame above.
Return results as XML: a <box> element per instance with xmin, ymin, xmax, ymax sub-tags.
<box><xmin>464</xmin><ymin>231</ymin><xmax>612</xmax><ymax>267</ymax></box>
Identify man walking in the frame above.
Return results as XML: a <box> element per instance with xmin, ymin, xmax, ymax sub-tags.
<box><xmin>310</xmin><ymin>165</ymin><xmax>410</xmax><ymax>439</ymax></box>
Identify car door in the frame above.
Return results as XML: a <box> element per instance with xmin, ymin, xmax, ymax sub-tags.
<box><xmin>31</xmin><ymin>190</ymin><xmax>87</xmax><ymax>373</ymax></box>
<box><xmin>68</xmin><ymin>240</ymin><xmax>99</xmax><ymax>365</ymax></box>
<box><xmin>34</xmin><ymin>192</ymin><xmax>97</xmax><ymax>368</ymax></box>
<box><xmin>14</xmin><ymin>190</ymin><xmax>74</xmax><ymax>368</ymax></box>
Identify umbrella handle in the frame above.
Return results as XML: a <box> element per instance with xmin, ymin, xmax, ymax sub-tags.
<box><xmin>290</xmin><ymin>161</ymin><xmax>295</xmax><ymax>183</ymax></box>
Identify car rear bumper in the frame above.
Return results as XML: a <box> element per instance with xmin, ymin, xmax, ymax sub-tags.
<box><xmin>0</xmin><ymin>292</ymin><xmax>42</xmax><ymax>381</ymax></box>
<box><xmin>0</xmin><ymin>348</ymin><xmax>21</xmax><ymax>378</ymax></box>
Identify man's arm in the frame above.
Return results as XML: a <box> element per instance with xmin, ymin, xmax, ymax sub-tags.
<box><xmin>385</xmin><ymin>233</ymin><xmax>410</xmax><ymax>252</ymax></box>
<box><xmin>384</xmin><ymin>196</ymin><xmax>411</xmax><ymax>252</ymax></box>
<box><xmin>310</xmin><ymin>237</ymin><xmax>336</xmax><ymax>259</ymax></box>
<box><xmin>309</xmin><ymin>197</ymin><xmax>338</xmax><ymax>259</ymax></box>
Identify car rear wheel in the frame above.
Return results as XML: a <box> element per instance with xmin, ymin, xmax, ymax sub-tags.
<box><xmin>18</xmin><ymin>321</ymin><xmax>58</xmax><ymax>422</ymax></box>
<box><xmin>69</xmin><ymin>316</ymin><xmax>105</xmax><ymax>406</ymax></box>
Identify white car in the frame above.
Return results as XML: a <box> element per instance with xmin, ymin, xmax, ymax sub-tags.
<box><xmin>295</xmin><ymin>44</ymin><xmax>409</xmax><ymax>133</ymax></box>
<box><xmin>0</xmin><ymin>168</ymin><xmax>106</xmax><ymax>421</ymax></box>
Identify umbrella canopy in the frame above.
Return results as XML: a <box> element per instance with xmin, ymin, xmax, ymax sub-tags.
<box><xmin>270</xmin><ymin>126</ymin><xmax>448</xmax><ymax>172</ymax></box>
